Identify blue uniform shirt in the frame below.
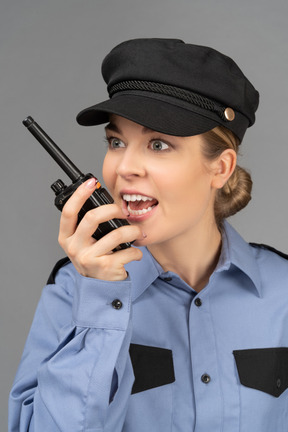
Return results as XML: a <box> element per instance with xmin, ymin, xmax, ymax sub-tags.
<box><xmin>9</xmin><ymin>221</ymin><xmax>288</xmax><ymax>431</ymax></box>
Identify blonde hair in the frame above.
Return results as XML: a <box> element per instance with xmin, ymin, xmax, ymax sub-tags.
<box><xmin>201</xmin><ymin>126</ymin><xmax>252</xmax><ymax>224</ymax></box>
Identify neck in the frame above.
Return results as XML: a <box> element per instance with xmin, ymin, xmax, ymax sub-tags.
<box><xmin>148</xmin><ymin>221</ymin><xmax>222</xmax><ymax>292</ymax></box>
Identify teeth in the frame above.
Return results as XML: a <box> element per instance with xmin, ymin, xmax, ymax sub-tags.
<box><xmin>127</xmin><ymin>204</ymin><xmax>153</xmax><ymax>215</ymax></box>
<box><xmin>123</xmin><ymin>194</ymin><xmax>154</xmax><ymax>202</ymax></box>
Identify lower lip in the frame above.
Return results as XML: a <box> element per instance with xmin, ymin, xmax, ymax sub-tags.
<box><xmin>127</xmin><ymin>203</ymin><xmax>158</xmax><ymax>222</ymax></box>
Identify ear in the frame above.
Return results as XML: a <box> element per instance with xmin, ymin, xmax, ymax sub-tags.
<box><xmin>210</xmin><ymin>149</ymin><xmax>237</xmax><ymax>189</ymax></box>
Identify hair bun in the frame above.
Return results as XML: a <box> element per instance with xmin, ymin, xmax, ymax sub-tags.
<box><xmin>215</xmin><ymin>165</ymin><xmax>252</xmax><ymax>221</ymax></box>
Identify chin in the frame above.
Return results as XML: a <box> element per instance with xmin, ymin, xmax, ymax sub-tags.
<box><xmin>132</xmin><ymin>237</ymin><xmax>150</xmax><ymax>248</ymax></box>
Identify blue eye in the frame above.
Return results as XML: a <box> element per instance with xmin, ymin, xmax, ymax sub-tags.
<box><xmin>107</xmin><ymin>137</ymin><xmax>125</xmax><ymax>149</ymax></box>
<box><xmin>150</xmin><ymin>140</ymin><xmax>169</xmax><ymax>151</ymax></box>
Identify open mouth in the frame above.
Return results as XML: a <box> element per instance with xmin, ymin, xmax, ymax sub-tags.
<box><xmin>122</xmin><ymin>193</ymin><xmax>158</xmax><ymax>216</ymax></box>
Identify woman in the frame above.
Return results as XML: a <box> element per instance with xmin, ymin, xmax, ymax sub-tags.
<box><xmin>9</xmin><ymin>39</ymin><xmax>288</xmax><ymax>431</ymax></box>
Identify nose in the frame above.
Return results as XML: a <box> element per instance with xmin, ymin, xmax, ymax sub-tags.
<box><xmin>116</xmin><ymin>146</ymin><xmax>146</xmax><ymax>179</ymax></box>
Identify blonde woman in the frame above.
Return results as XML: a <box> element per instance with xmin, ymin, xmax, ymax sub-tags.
<box><xmin>10</xmin><ymin>39</ymin><xmax>288</xmax><ymax>432</ymax></box>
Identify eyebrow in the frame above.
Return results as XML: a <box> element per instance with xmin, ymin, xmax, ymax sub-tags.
<box><xmin>105</xmin><ymin>122</ymin><xmax>155</xmax><ymax>135</ymax></box>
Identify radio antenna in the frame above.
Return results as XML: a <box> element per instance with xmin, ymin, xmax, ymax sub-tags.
<box><xmin>23</xmin><ymin>116</ymin><xmax>83</xmax><ymax>182</ymax></box>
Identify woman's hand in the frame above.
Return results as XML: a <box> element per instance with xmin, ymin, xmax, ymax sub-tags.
<box><xmin>58</xmin><ymin>178</ymin><xmax>143</xmax><ymax>280</ymax></box>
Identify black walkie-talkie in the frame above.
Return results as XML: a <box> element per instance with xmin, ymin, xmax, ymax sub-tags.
<box><xmin>23</xmin><ymin>116</ymin><xmax>131</xmax><ymax>250</ymax></box>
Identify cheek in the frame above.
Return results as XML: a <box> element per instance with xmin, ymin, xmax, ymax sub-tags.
<box><xmin>162</xmin><ymin>170</ymin><xmax>214</xmax><ymax>222</ymax></box>
<box><xmin>160</xmin><ymin>165</ymin><xmax>211</xmax><ymax>200</ymax></box>
<box><xmin>102</xmin><ymin>154</ymin><xmax>116</xmax><ymax>192</ymax></box>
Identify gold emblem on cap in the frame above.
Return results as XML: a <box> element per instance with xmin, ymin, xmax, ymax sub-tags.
<box><xmin>224</xmin><ymin>107</ymin><xmax>235</xmax><ymax>121</ymax></box>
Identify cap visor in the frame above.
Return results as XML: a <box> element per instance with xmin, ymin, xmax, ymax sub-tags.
<box><xmin>76</xmin><ymin>92</ymin><xmax>220</xmax><ymax>137</ymax></box>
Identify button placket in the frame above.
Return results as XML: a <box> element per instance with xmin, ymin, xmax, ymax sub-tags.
<box><xmin>189</xmin><ymin>291</ymin><xmax>224</xmax><ymax>430</ymax></box>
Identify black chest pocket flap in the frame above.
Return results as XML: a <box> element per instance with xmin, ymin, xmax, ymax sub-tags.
<box><xmin>129</xmin><ymin>344</ymin><xmax>175</xmax><ymax>394</ymax></box>
<box><xmin>233</xmin><ymin>348</ymin><xmax>288</xmax><ymax>397</ymax></box>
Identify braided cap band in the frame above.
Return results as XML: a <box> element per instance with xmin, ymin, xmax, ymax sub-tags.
<box><xmin>109</xmin><ymin>80</ymin><xmax>229</xmax><ymax>122</ymax></box>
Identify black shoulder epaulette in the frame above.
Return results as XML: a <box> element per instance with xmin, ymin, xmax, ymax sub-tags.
<box><xmin>249</xmin><ymin>243</ymin><xmax>288</xmax><ymax>261</ymax></box>
<box><xmin>46</xmin><ymin>257</ymin><xmax>71</xmax><ymax>285</ymax></box>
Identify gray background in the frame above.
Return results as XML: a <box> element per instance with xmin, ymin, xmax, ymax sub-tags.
<box><xmin>1</xmin><ymin>0</ymin><xmax>287</xmax><ymax>429</ymax></box>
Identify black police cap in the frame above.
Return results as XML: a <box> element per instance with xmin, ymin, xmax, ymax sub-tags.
<box><xmin>77</xmin><ymin>38</ymin><xmax>259</xmax><ymax>142</ymax></box>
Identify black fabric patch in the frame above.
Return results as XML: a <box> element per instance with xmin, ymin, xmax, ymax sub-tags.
<box><xmin>46</xmin><ymin>257</ymin><xmax>71</xmax><ymax>285</ymax></box>
<box><xmin>249</xmin><ymin>243</ymin><xmax>288</xmax><ymax>260</ymax></box>
<box><xmin>129</xmin><ymin>344</ymin><xmax>175</xmax><ymax>394</ymax></box>
<box><xmin>233</xmin><ymin>348</ymin><xmax>288</xmax><ymax>397</ymax></box>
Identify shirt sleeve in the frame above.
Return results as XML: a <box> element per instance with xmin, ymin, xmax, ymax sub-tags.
<box><xmin>8</xmin><ymin>262</ymin><xmax>135</xmax><ymax>432</ymax></box>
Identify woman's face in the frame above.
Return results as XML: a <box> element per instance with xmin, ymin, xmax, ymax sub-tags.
<box><xmin>102</xmin><ymin>115</ymin><xmax>218</xmax><ymax>247</ymax></box>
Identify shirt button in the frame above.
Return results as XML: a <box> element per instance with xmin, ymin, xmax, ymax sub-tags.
<box><xmin>194</xmin><ymin>298</ymin><xmax>202</xmax><ymax>307</ymax></box>
<box><xmin>112</xmin><ymin>299</ymin><xmax>123</xmax><ymax>310</ymax></box>
<box><xmin>201</xmin><ymin>374</ymin><xmax>211</xmax><ymax>384</ymax></box>
<box><xmin>276</xmin><ymin>378</ymin><xmax>281</xmax><ymax>388</ymax></box>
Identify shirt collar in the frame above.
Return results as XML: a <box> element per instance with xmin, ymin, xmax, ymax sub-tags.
<box><xmin>217</xmin><ymin>220</ymin><xmax>262</xmax><ymax>297</ymax></box>
<box><xmin>126</xmin><ymin>220</ymin><xmax>262</xmax><ymax>301</ymax></box>
<box><xmin>126</xmin><ymin>246</ymin><xmax>162</xmax><ymax>301</ymax></box>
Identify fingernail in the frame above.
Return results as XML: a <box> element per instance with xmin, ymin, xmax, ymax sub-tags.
<box><xmin>86</xmin><ymin>178</ymin><xmax>97</xmax><ymax>189</ymax></box>
<box><xmin>142</xmin><ymin>231</ymin><xmax>147</xmax><ymax>238</ymax></box>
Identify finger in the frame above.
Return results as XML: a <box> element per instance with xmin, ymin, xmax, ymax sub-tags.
<box><xmin>112</xmin><ymin>246</ymin><xmax>143</xmax><ymax>266</ymax></box>
<box><xmin>90</xmin><ymin>224</ymin><xmax>143</xmax><ymax>256</ymax></box>
<box><xmin>77</xmin><ymin>246</ymin><xmax>143</xmax><ymax>280</ymax></box>
<box><xmin>58</xmin><ymin>178</ymin><xmax>99</xmax><ymax>240</ymax></box>
<box><xmin>74</xmin><ymin>203</ymin><xmax>129</xmax><ymax>247</ymax></box>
